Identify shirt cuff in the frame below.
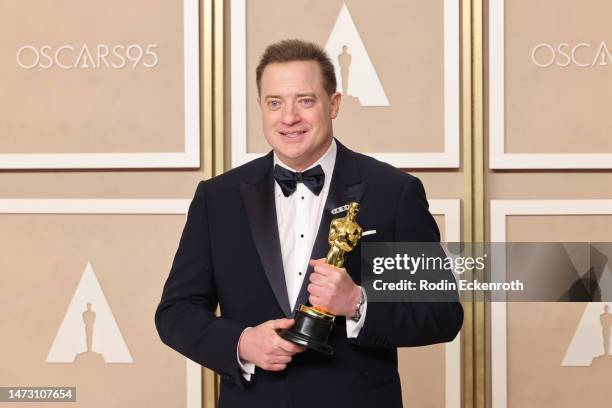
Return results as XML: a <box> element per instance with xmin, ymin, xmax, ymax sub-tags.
<box><xmin>346</xmin><ymin>287</ymin><xmax>367</xmax><ymax>339</ymax></box>
<box><xmin>237</xmin><ymin>327</ymin><xmax>256</xmax><ymax>381</ymax></box>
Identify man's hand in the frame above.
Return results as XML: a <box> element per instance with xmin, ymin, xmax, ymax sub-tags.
<box><xmin>307</xmin><ymin>258</ymin><xmax>361</xmax><ymax>317</ymax></box>
<box><xmin>238</xmin><ymin>319</ymin><xmax>306</xmax><ymax>371</ymax></box>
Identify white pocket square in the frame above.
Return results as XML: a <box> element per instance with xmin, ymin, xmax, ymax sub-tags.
<box><xmin>362</xmin><ymin>230</ymin><xmax>377</xmax><ymax>236</ymax></box>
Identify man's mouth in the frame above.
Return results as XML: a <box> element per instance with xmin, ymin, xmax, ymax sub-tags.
<box><xmin>279</xmin><ymin>130</ymin><xmax>307</xmax><ymax>137</ymax></box>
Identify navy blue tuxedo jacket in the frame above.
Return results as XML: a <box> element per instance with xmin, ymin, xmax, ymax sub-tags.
<box><xmin>155</xmin><ymin>140</ymin><xmax>463</xmax><ymax>407</ymax></box>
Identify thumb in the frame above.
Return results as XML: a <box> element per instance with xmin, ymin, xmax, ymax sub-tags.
<box><xmin>267</xmin><ymin>318</ymin><xmax>295</xmax><ymax>330</ymax></box>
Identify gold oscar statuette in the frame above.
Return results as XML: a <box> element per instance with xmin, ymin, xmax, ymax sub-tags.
<box><xmin>279</xmin><ymin>202</ymin><xmax>363</xmax><ymax>355</ymax></box>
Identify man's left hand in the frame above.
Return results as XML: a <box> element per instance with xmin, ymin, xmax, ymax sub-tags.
<box><xmin>307</xmin><ymin>258</ymin><xmax>361</xmax><ymax>317</ymax></box>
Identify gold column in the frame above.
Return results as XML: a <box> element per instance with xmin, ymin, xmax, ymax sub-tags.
<box><xmin>201</xmin><ymin>0</ymin><xmax>213</xmax><ymax>179</ymax></box>
<box><xmin>462</xmin><ymin>0</ymin><xmax>487</xmax><ymax>408</ymax></box>
<box><xmin>212</xmin><ymin>0</ymin><xmax>226</xmax><ymax>177</ymax></box>
<box><xmin>472</xmin><ymin>0</ymin><xmax>486</xmax><ymax>406</ymax></box>
<box><xmin>202</xmin><ymin>0</ymin><xmax>223</xmax><ymax>406</ymax></box>
<box><xmin>462</xmin><ymin>0</ymin><xmax>474</xmax><ymax>406</ymax></box>
<box><xmin>463</xmin><ymin>0</ymin><xmax>486</xmax><ymax>407</ymax></box>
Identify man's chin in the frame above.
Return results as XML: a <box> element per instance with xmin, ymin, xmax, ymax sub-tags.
<box><xmin>278</xmin><ymin>150</ymin><xmax>307</xmax><ymax>163</ymax></box>
<box><xmin>276</xmin><ymin>147</ymin><xmax>316</xmax><ymax>168</ymax></box>
<box><xmin>274</xmin><ymin>142</ymin><xmax>308</xmax><ymax>158</ymax></box>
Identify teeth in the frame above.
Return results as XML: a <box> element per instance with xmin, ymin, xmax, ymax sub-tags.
<box><xmin>282</xmin><ymin>131</ymin><xmax>305</xmax><ymax>136</ymax></box>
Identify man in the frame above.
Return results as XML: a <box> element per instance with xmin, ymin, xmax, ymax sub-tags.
<box><xmin>155</xmin><ymin>39</ymin><xmax>463</xmax><ymax>407</ymax></box>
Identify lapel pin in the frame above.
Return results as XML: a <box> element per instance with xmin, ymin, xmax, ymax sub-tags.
<box><xmin>331</xmin><ymin>204</ymin><xmax>349</xmax><ymax>215</ymax></box>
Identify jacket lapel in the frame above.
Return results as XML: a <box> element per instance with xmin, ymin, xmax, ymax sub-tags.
<box><xmin>240</xmin><ymin>153</ymin><xmax>292</xmax><ymax>317</ymax></box>
<box><xmin>293</xmin><ymin>140</ymin><xmax>368</xmax><ymax>310</ymax></box>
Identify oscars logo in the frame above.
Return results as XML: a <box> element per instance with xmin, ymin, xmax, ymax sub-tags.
<box><xmin>562</xmin><ymin>245</ymin><xmax>612</xmax><ymax>367</ymax></box>
<box><xmin>531</xmin><ymin>41</ymin><xmax>612</xmax><ymax>68</ymax></box>
<box><xmin>16</xmin><ymin>44</ymin><xmax>159</xmax><ymax>70</ymax></box>
<box><xmin>325</xmin><ymin>4</ymin><xmax>390</xmax><ymax>106</ymax></box>
<box><xmin>563</xmin><ymin>303</ymin><xmax>612</xmax><ymax>367</ymax></box>
<box><xmin>46</xmin><ymin>262</ymin><xmax>132</xmax><ymax>364</ymax></box>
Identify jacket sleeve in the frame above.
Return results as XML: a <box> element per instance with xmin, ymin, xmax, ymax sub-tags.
<box><xmin>350</xmin><ymin>176</ymin><xmax>464</xmax><ymax>348</ymax></box>
<box><xmin>155</xmin><ymin>181</ymin><xmax>249</xmax><ymax>387</ymax></box>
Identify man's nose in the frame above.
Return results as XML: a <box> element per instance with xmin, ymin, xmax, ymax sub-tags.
<box><xmin>281</xmin><ymin>105</ymin><xmax>300</xmax><ymax>126</ymax></box>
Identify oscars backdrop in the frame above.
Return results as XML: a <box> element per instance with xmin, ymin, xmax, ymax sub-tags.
<box><xmin>488</xmin><ymin>1</ymin><xmax>612</xmax><ymax>407</ymax></box>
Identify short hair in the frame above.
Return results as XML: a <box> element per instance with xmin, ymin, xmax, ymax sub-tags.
<box><xmin>256</xmin><ymin>39</ymin><xmax>337</xmax><ymax>96</ymax></box>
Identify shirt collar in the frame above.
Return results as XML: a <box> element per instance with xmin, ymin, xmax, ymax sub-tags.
<box><xmin>273</xmin><ymin>139</ymin><xmax>337</xmax><ymax>195</ymax></box>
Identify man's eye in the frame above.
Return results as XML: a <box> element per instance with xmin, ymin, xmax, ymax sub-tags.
<box><xmin>268</xmin><ymin>100</ymin><xmax>281</xmax><ymax>109</ymax></box>
<box><xmin>300</xmin><ymin>98</ymin><xmax>314</xmax><ymax>106</ymax></box>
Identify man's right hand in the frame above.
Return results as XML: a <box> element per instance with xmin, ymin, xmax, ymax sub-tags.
<box><xmin>238</xmin><ymin>318</ymin><xmax>306</xmax><ymax>371</ymax></box>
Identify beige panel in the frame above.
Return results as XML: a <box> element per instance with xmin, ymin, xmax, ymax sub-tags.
<box><xmin>0</xmin><ymin>214</ymin><xmax>187</xmax><ymax>407</ymax></box>
<box><xmin>243</xmin><ymin>0</ymin><xmax>444</xmax><ymax>154</ymax></box>
<box><xmin>434</xmin><ymin>214</ymin><xmax>446</xmax><ymax>241</ymax></box>
<box><xmin>486</xmin><ymin>173</ymin><xmax>612</xmax><ymax>200</ymax></box>
<box><xmin>504</xmin><ymin>215</ymin><xmax>612</xmax><ymax>408</ymax></box>
<box><xmin>418</xmin><ymin>172</ymin><xmax>465</xmax><ymax>199</ymax></box>
<box><xmin>505</xmin><ymin>0</ymin><xmax>612</xmax><ymax>154</ymax></box>
<box><xmin>0</xmin><ymin>0</ymin><xmax>211</xmax><ymax>195</ymax></box>
<box><xmin>506</xmin><ymin>303</ymin><xmax>606</xmax><ymax>408</ymax></box>
<box><xmin>508</xmin><ymin>215</ymin><xmax>612</xmax><ymax>242</ymax></box>
<box><xmin>0</xmin><ymin>0</ymin><xmax>184</xmax><ymax>153</ymax></box>
<box><xmin>484</xmin><ymin>173</ymin><xmax>612</xmax><ymax>240</ymax></box>
<box><xmin>0</xmin><ymin>172</ymin><xmax>205</xmax><ymax>199</ymax></box>
<box><xmin>399</xmin><ymin>343</ymin><xmax>446</xmax><ymax>408</ymax></box>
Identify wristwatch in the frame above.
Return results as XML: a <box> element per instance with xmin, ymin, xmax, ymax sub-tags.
<box><xmin>351</xmin><ymin>286</ymin><xmax>366</xmax><ymax>321</ymax></box>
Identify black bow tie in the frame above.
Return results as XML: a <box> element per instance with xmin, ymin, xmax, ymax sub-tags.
<box><xmin>273</xmin><ymin>164</ymin><xmax>325</xmax><ymax>197</ymax></box>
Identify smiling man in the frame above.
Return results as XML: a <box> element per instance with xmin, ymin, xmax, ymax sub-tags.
<box><xmin>155</xmin><ymin>39</ymin><xmax>463</xmax><ymax>408</ymax></box>
<box><xmin>256</xmin><ymin>49</ymin><xmax>340</xmax><ymax>171</ymax></box>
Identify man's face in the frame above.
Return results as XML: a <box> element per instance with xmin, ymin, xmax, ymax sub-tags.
<box><xmin>258</xmin><ymin>60</ymin><xmax>341</xmax><ymax>171</ymax></box>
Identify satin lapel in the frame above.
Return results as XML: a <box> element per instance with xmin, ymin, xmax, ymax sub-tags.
<box><xmin>240</xmin><ymin>167</ymin><xmax>292</xmax><ymax>317</ymax></box>
<box><xmin>294</xmin><ymin>141</ymin><xmax>368</xmax><ymax>310</ymax></box>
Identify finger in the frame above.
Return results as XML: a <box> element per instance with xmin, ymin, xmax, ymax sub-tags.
<box><xmin>314</xmin><ymin>262</ymin><xmax>340</xmax><ymax>277</ymax></box>
<box><xmin>308</xmin><ymin>272</ymin><xmax>326</xmax><ymax>285</ymax></box>
<box><xmin>308</xmin><ymin>258</ymin><xmax>327</xmax><ymax>269</ymax></box>
<box><xmin>267</xmin><ymin>318</ymin><xmax>295</xmax><ymax>330</ymax></box>
<box><xmin>272</xmin><ymin>344</ymin><xmax>306</xmax><ymax>355</ymax></box>
<box><xmin>309</xmin><ymin>295</ymin><xmax>327</xmax><ymax>308</ymax></box>
<box><xmin>310</xmin><ymin>272</ymin><xmax>337</xmax><ymax>290</ymax></box>
<box><xmin>271</xmin><ymin>342</ymin><xmax>298</xmax><ymax>356</ymax></box>
<box><xmin>267</xmin><ymin>355</ymin><xmax>292</xmax><ymax>365</ymax></box>
<box><xmin>274</xmin><ymin>336</ymin><xmax>306</xmax><ymax>354</ymax></box>
<box><xmin>313</xmin><ymin>264</ymin><xmax>331</xmax><ymax>276</ymax></box>
<box><xmin>262</xmin><ymin>363</ymin><xmax>287</xmax><ymax>372</ymax></box>
<box><xmin>307</xmin><ymin>283</ymin><xmax>326</xmax><ymax>297</ymax></box>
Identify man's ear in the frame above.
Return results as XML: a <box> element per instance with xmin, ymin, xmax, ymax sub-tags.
<box><xmin>257</xmin><ymin>96</ymin><xmax>262</xmax><ymax>111</ymax></box>
<box><xmin>330</xmin><ymin>92</ymin><xmax>342</xmax><ymax>119</ymax></box>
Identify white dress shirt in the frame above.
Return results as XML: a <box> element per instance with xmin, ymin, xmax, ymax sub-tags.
<box><xmin>238</xmin><ymin>139</ymin><xmax>367</xmax><ymax>380</ymax></box>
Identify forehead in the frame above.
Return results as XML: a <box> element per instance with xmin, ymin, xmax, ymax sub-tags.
<box><xmin>260</xmin><ymin>60</ymin><xmax>325</xmax><ymax>95</ymax></box>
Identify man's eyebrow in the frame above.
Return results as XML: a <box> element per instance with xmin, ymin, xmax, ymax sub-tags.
<box><xmin>263</xmin><ymin>93</ymin><xmax>317</xmax><ymax>100</ymax></box>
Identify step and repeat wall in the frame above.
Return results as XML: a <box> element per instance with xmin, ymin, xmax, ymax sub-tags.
<box><xmin>487</xmin><ymin>1</ymin><xmax>612</xmax><ymax>408</ymax></box>
<box><xmin>4</xmin><ymin>0</ymin><xmax>611</xmax><ymax>407</ymax></box>
<box><xmin>0</xmin><ymin>1</ymin><xmax>207</xmax><ymax>407</ymax></box>
<box><xmin>227</xmin><ymin>1</ymin><xmax>465</xmax><ymax>407</ymax></box>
